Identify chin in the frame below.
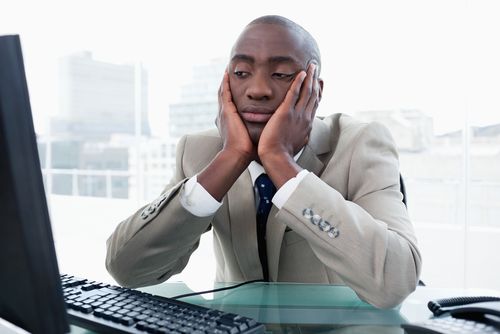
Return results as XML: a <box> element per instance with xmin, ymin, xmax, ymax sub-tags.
<box><xmin>250</xmin><ymin>135</ymin><xmax>260</xmax><ymax>146</ymax></box>
<box><xmin>245</xmin><ymin>122</ymin><xmax>264</xmax><ymax>145</ymax></box>
<box><xmin>248</xmin><ymin>130</ymin><xmax>261</xmax><ymax>146</ymax></box>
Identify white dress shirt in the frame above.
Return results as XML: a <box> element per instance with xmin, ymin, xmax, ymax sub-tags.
<box><xmin>180</xmin><ymin>149</ymin><xmax>309</xmax><ymax>217</ymax></box>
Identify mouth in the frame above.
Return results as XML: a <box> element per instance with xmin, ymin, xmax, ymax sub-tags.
<box><xmin>240</xmin><ymin>106</ymin><xmax>274</xmax><ymax>123</ymax></box>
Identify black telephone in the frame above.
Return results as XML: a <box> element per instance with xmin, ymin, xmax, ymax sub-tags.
<box><xmin>401</xmin><ymin>296</ymin><xmax>500</xmax><ymax>334</ymax></box>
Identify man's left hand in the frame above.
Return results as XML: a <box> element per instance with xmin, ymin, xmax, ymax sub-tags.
<box><xmin>258</xmin><ymin>63</ymin><xmax>320</xmax><ymax>187</ymax></box>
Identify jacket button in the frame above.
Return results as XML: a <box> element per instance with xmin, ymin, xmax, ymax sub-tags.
<box><xmin>328</xmin><ymin>227</ymin><xmax>340</xmax><ymax>238</ymax></box>
<box><xmin>302</xmin><ymin>208</ymin><xmax>314</xmax><ymax>219</ymax></box>
<box><xmin>146</xmin><ymin>205</ymin><xmax>156</xmax><ymax>214</ymax></box>
<box><xmin>311</xmin><ymin>214</ymin><xmax>322</xmax><ymax>225</ymax></box>
<box><xmin>319</xmin><ymin>220</ymin><xmax>332</xmax><ymax>232</ymax></box>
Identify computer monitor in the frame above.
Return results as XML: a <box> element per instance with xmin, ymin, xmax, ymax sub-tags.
<box><xmin>0</xmin><ymin>35</ymin><xmax>69</xmax><ymax>334</ymax></box>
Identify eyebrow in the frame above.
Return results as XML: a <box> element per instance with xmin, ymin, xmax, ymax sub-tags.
<box><xmin>231</xmin><ymin>54</ymin><xmax>254</xmax><ymax>63</ymax></box>
<box><xmin>231</xmin><ymin>54</ymin><xmax>301</xmax><ymax>66</ymax></box>
<box><xmin>268</xmin><ymin>56</ymin><xmax>300</xmax><ymax>65</ymax></box>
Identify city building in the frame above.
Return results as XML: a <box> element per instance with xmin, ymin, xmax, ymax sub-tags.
<box><xmin>168</xmin><ymin>58</ymin><xmax>226</xmax><ymax>139</ymax></box>
<box><xmin>41</xmin><ymin>52</ymin><xmax>154</xmax><ymax>200</ymax></box>
<box><xmin>355</xmin><ymin>109</ymin><xmax>434</xmax><ymax>152</ymax></box>
<box><xmin>52</xmin><ymin>51</ymin><xmax>150</xmax><ymax>139</ymax></box>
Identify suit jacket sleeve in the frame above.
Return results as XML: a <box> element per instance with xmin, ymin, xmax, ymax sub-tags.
<box><xmin>105</xmin><ymin>135</ymin><xmax>214</xmax><ymax>288</ymax></box>
<box><xmin>276</xmin><ymin>122</ymin><xmax>422</xmax><ymax>309</ymax></box>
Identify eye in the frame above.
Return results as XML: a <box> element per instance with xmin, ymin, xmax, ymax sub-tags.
<box><xmin>233</xmin><ymin>71</ymin><xmax>249</xmax><ymax>78</ymax></box>
<box><xmin>272</xmin><ymin>73</ymin><xmax>294</xmax><ymax>80</ymax></box>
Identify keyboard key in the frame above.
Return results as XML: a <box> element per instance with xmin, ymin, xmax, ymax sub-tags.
<box><xmin>157</xmin><ymin>328</ymin><xmax>171</xmax><ymax>334</ymax></box>
<box><xmin>108</xmin><ymin>306</ymin><xmax>120</xmax><ymax>312</ymax></box>
<box><xmin>110</xmin><ymin>313</ymin><xmax>124</xmax><ymax>323</ymax></box>
<box><xmin>99</xmin><ymin>303</ymin><xmax>114</xmax><ymax>310</ymax></box>
<box><xmin>81</xmin><ymin>284</ymin><xmax>97</xmax><ymax>291</ymax></box>
<box><xmin>218</xmin><ymin>324</ymin><xmax>239</xmax><ymax>334</ymax></box>
<box><xmin>136</xmin><ymin>314</ymin><xmax>150</xmax><ymax>322</ymax></box>
<box><xmin>90</xmin><ymin>301</ymin><xmax>103</xmax><ymax>308</ymax></box>
<box><xmin>133</xmin><ymin>306</ymin><xmax>146</xmax><ymax>313</ymax></box>
<box><xmin>167</xmin><ymin>323</ymin><xmax>181</xmax><ymax>330</ymax></box>
<box><xmin>102</xmin><ymin>310</ymin><xmax>114</xmax><ymax>320</ymax></box>
<box><xmin>136</xmin><ymin>321</ymin><xmax>148</xmax><ymax>330</ymax></box>
<box><xmin>234</xmin><ymin>322</ymin><xmax>248</xmax><ymax>331</ymax></box>
<box><xmin>79</xmin><ymin>304</ymin><xmax>93</xmax><ymax>314</ymax></box>
<box><xmin>241</xmin><ymin>317</ymin><xmax>257</xmax><ymax>327</ymax></box>
<box><xmin>155</xmin><ymin>320</ymin><xmax>169</xmax><ymax>327</ymax></box>
<box><xmin>93</xmin><ymin>308</ymin><xmax>105</xmax><ymax>317</ymax></box>
<box><xmin>192</xmin><ymin>330</ymin><xmax>205</xmax><ymax>334</ymax></box>
<box><xmin>117</xmin><ymin>308</ymin><xmax>129</xmax><ymax>315</ymax></box>
<box><xmin>126</xmin><ymin>311</ymin><xmax>140</xmax><ymax>318</ymax></box>
<box><xmin>147</xmin><ymin>324</ymin><xmax>160</xmax><ymax>332</ymax></box>
<box><xmin>146</xmin><ymin>316</ymin><xmax>161</xmax><ymax>324</ymax></box>
<box><xmin>206</xmin><ymin>328</ymin><xmax>229</xmax><ymax>334</ymax></box>
<box><xmin>120</xmin><ymin>316</ymin><xmax>135</xmax><ymax>326</ymax></box>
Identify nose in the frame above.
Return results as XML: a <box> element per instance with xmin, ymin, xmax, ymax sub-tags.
<box><xmin>246</xmin><ymin>72</ymin><xmax>273</xmax><ymax>101</ymax></box>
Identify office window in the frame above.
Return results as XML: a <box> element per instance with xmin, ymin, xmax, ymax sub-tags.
<box><xmin>2</xmin><ymin>0</ymin><xmax>499</xmax><ymax>290</ymax></box>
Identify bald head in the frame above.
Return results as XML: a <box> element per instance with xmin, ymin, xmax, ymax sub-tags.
<box><xmin>245</xmin><ymin>15</ymin><xmax>321</xmax><ymax>74</ymax></box>
<box><xmin>227</xmin><ymin>15</ymin><xmax>324</xmax><ymax>145</ymax></box>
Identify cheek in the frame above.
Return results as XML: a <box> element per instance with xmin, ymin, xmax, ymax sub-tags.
<box><xmin>276</xmin><ymin>83</ymin><xmax>290</xmax><ymax>101</ymax></box>
<box><xmin>229</xmin><ymin>82</ymin><xmax>244</xmax><ymax>105</ymax></box>
<box><xmin>278</xmin><ymin>86</ymin><xmax>289</xmax><ymax>100</ymax></box>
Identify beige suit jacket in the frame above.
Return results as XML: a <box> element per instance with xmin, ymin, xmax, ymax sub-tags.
<box><xmin>106</xmin><ymin>113</ymin><xmax>422</xmax><ymax>309</ymax></box>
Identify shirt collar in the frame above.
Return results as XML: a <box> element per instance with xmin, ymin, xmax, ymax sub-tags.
<box><xmin>248</xmin><ymin>148</ymin><xmax>305</xmax><ymax>186</ymax></box>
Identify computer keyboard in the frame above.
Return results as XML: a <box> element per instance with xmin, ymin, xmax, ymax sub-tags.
<box><xmin>61</xmin><ymin>274</ymin><xmax>266</xmax><ymax>334</ymax></box>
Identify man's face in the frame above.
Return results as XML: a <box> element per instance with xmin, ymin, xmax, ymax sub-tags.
<box><xmin>228</xmin><ymin>23</ymin><xmax>311</xmax><ymax>144</ymax></box>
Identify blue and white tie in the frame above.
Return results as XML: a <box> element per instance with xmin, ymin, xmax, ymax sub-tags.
<box><xmin>255</xmin><ymin>173</ymin><xmax>276</xmax><ymax>281</ymax></box>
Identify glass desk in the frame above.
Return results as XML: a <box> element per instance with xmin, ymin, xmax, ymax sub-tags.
<box><xmin>71</xmin><ymin>282</ymin><xmax>500</xmax><ymax>334</ymax></box>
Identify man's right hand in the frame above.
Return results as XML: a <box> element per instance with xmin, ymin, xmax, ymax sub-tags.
<box><xmin>216</xmin><ymin>71</ymin><xmax>256</xmax><ymax>161</ymax></box>
<box><xmin>197</xmin><ymin>71</ymin><xmax>254</xmax><ymax>202</ymax></box>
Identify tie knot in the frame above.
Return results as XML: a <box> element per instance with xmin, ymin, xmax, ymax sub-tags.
<box><xmin>256</xmin><ymin>174</ymin><xmax>276</xmax><ymax>214</ymax></box>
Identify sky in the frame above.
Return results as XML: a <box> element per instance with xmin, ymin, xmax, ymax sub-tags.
<box><xmin>1</xmin><ymin>0</ymin><xmax>499</xmax><ymax>136</ymax></box>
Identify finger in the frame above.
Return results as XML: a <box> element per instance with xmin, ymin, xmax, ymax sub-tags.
<box><xmin>295</xmin><ymin>63</ymin><xmax>316</xmax><ymax>112</ymax></box>
<box><xmin>304</xmin><ymin>69</ymin><xmax>320</xmax><ymax>119</ymax></box>
<box><xmin>218</xmin><ymin>71</ymin><xmax>234</xmax><ymax>127</ymax></box>
<box><xmin>277</xmin><ymin>70</ymin><xmax>307</xmax><ymax>114</ymax></box>
<box><xmin>218</xmin><ymin>72</ymin><xmax>224</xmax><ymax>96</ymax></box>
<box><xmin>221</xmin><ymin>71</ymin><xmax>234</xmax><ymax>105</ymax></box>
<box><xmin>304</xmin><ymin>134</ymin><xmax>310</xmax><ymax>145</ymax></box>
<box><xmin>217</xmin><ymin>75</ymin><xmax>225</xmax><ymax>127</ymax></box>
<box><xmin>217</xmin><ymin>72</ymin><xmax>225</xmax><ymax>110</ymax></box>
<box><xmin>215</xmin><ymin>115</ymin><xmax>220</xmax><ymax>130</ymax></box>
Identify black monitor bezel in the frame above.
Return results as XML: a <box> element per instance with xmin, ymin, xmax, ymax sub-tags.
<box><xmin>0</xmin><ymin>34</ymin><xmax>69</xmax><ymax>334</ymax></box>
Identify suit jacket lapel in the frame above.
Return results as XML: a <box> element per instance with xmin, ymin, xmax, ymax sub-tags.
<box><xmin>228</xmin><ymin>116</ymin><xmax>339</xmax><ymax>281</ymax></box>
<box><xmin>227</xmin><ymin>169</ymin><xmax>263</xmax><ymax>280</ymax></box>
<box><xmin>267</xmin><ymin>117</ymin><xmax>333</xmax><ymax>281</ymax></box>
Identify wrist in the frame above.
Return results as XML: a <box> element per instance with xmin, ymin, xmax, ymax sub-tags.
<box><xmin>260</xmin><ymin>152</ymin><xmax>301</xmax><ymax>188</ymax></box>
<box><xmin>197</xmin><ymin>149</ymin><xmax>251</xmax><ymax>202</ymax></box>
<box><xmin>220</xmin><ymin>147</ymin><xmax>254</xmax><ymax>168</ymax></box>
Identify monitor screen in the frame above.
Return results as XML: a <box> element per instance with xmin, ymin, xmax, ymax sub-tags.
<box><xmin>0</xmin><ymin>35</ymin><xmax>69</xmax><ymax>334</ymax></box>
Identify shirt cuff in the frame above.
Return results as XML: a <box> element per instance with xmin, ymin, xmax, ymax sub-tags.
<box><xmin>272</xmin><ymin>169</ymin><xmax>310</xmax><ymax>209</ymax></box>
<box><xmin>180</xmin><ymin>175</ymin><xmax>223</xmax><ymax>217</ymax></box>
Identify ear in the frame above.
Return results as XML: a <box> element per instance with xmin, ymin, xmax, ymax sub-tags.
<box><xmin>317</xmin><ymin>78</ymin><xmax>324</xmax><ymax>102</ymax></box>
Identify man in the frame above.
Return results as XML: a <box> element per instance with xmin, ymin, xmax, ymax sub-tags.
<box><xmin>106</xmin><ymin>15</ymin><xmax>421</xmax><ymax>309</ymax></box>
